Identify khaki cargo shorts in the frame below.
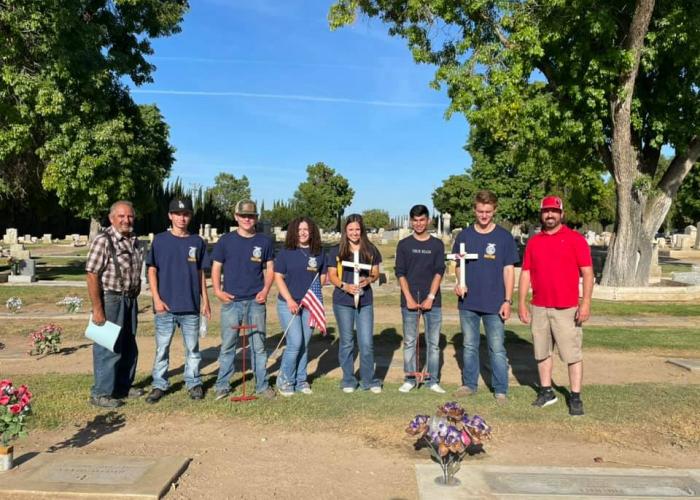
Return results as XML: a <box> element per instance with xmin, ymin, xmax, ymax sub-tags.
<box><xmin>531</xmin><ymin>305</ymin><xmax>583</xmax><ymax>364</ymax></box>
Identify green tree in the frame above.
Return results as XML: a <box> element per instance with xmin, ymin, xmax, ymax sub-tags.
<box><xmin>262</xmin><ymin>199</ymin><xmax>301</xmax><ymax>228</ymax></box>
<box><xmin>432</xmin><ymin>174</ymin><xmax>475</xmax><ymax>229</ymax></box>
<box><xmin>0</xmin><ymin>0</ymin><xmax>187</xmax><ymax>229</ymax></box>
<box><xmin>362</xmin><ymin>209</ymin><xmax>390</xmax><ymax>230</ymax></box>
<box><xmin>208</xmin><ymin>173</ymin><xmax>251</xmax><ymax>220</ymax></box>
<box><xmin>293</xmin><ymin>162</ymin><xmax>354</xmax><ymax>230</ymax></box>
<box><xmin>331</xmin><ymin>0</ymin><xmax>700</xmax><ymax>286</ymax></box>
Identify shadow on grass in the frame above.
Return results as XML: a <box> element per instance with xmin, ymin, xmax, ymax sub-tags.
<box><xmin>59</xmin><ymin>343</ymin><xmax>91</xmax><ymax>356</ymax></box>
<box><xmin>452</xmin><ymin>329</ymin><xmax>540</xmax><ymax>393</ymax></box>
<box><xmin>47</xmin><ymin>411</ymin><xmax>126</xmax><ymax>452</ymax></box>
<box><xmin>36</xmin><ymin>260</ymin><xmax>86</xmax><ymax>281</ymax></box>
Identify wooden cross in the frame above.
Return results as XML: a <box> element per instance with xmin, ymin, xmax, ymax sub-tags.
<box><xmin>341</xmin><ymin>250</ymin><xmax>373</xmax><ymax>308</ymax></box>
<box><xmin>446</xmin><ymin>243</ymin><xmax>478</xmax><ymax>290</ymax></box>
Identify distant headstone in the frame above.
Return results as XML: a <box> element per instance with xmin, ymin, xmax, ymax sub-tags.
<box><xmin>510</xmin><ymin>224</ymin><xmax>522</xmax><ymax>238</ymax></box>
<box><xmin>203</xmin><ymin>223</ymin><xmax>212</xmax><ymax>240</ymax></box>
<box><xmin>8</xmin><ymin>257</ymin><xmax>36</xmax><ymax>283</ymax></box>
<box><xmin>657</xmin><ymin>237</ymin><xmax>667</xmax><ymax>249</ymax></box>
<box><xmin>42</xmin><ymin>234</ymin><xmax>52</xmax><ymax>244</ymax></box>
<box><xmin>442</xmin><ymin>213</ymin><xmax>451</xmax><ymax>235</ymax></box>
<box><xmin>3</xmin><ymin>228</ymin><xmax>18</xmax><ymax>244</ymax></box>
<box><xmin>601</xmin><ymin>231</ymin><xmax>612</xmax><ymax>246</ymax></box>
<box><xmin>0</xmin><ymin>454</ymin><xmax>190</xmax><ymax>499</ymax></box>
<box><xmin>667</xmin><ymin>358</ymin><xmax>700</xmax><ymax>372</ymax></box>
<box><xmin>695</xmin><ymin>222</ymin><xmax>700</xmax><ymax>250</ymax></box>
<box><xmin>585</xmin><ymin>230</ymin><xmax>597</xmax><ymax>246</ymax></box>
<box><xmin>23</xmin><ymin>234</ymin><xmax>31</xmax><ymax>243</ymax></box>
<box><xmin>148</xmin><ymin>233</ymin><xmax>154</xmax><ymax>242</ymax></box>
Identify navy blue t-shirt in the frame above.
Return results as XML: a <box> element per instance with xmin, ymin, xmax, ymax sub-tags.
<box><xmin>275</xmin><ymin>248</ymin><xmax>326</xmax><ymax>302</ymax></box>
<box><xmin>326</xmin><ymin>245</ymin><xmax>382</xmax><ymax>307</ymax></box>
<box><xmin>452</xmin><ymin>225</ymin><xmax>519</xmax><ymax>314</ymax></box>
<box><xmin>210</xmin><ymin>231</ymin><xmax>274</xmax><ymax>301</ymax></box>
<box><xmin>145</xmin><ymin>231</ymin><xmax>207</xmax><ymax>314</ymax></box>
<box><xmin>395</xmin><ymin>235</ymin><xmax>446</xmax><ymax>308</ymax></box>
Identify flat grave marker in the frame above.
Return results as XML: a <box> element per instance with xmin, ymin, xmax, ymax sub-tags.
<box><xmin>415</xmin><ymin>464</ymin><xmax>700</xmax><ymax>499</ymax></box>
<box><xmin>667</xmin><ymin>358</ymin><xmax>700</xmax><ymax>372</ymax></box>
<box><xmin>0</xmin><ymin>454</ymin><xmax>189</xmax><ymax>499</ymax></box>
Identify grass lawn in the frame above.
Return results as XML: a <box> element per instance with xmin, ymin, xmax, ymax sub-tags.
<box><xmin>16</xmin><ymin>373</ymin><xmax>700</xmax><ymax>450</ymax></box>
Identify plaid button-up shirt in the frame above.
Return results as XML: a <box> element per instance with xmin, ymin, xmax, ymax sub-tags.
<box><xmin>85</xmin><ymin>226</ymin><xmax>145</xmax><ymax>295</ymax></box>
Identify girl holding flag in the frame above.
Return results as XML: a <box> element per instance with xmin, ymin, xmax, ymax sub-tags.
<box><xmin>274</xmin><ymin>217</ymin><xmax>327</xmax><ymax>396</ymax></box>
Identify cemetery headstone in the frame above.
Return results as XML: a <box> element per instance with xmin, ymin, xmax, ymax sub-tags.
<box><xmin>3</xmin><ymin>228</ymin><xmax>18</xmax><ymax>245</ymax></box>
<box><xmin>42</xmin><ymin>234</ymin><xmax>52</xmax><ymax>244</ymax></box>
<box><xmin>442</xmin><ymin>213</ymin><xmax>451</xmax><ymax>235</ymax></box>
<box><xmin>695</xmin><ymin>222</ymin><xmax>700</xmax><ymax>250</ymax></box>
<box><xmin>203</xmin><ymin>224</ymin><xmax>212</xmax><ymax>240</ymax></box>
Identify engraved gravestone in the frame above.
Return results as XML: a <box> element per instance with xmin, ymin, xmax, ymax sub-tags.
<box><xmin>0</xmin><ymin>455</ymin><xmax>190</xmax><ymax>499</ymax></box>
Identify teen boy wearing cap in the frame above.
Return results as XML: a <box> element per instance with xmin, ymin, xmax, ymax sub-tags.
<box><xmin>518</xmin><ymin>195</ymin><xmax>593</xmax><ymax>416</ymax></box>
<box><xmin>145</xmin><ymin>198</ymin><xmax>210</xmax><ymax>403</ymax></box>
<box><xmin>452</xmin><ymin>190</ymin><xmax>519</xmax><ymax>403</ymax></box>
<box><xmin>210</xmin><ymin>199</ymin><xmax>276</xmax><ymax>400</ymax></box>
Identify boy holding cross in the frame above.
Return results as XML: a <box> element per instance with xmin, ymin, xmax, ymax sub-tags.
<box><xmin>452</xmin><ymin>190</ymin><xmax>519</xmax><ymax>402</ymax></box>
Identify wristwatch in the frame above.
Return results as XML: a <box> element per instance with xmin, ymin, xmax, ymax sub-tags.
<box><xmin>503</xmin><ymin>299</ymin><xmax>512</xmax><ymax>305</ymax></box>
<box><xmin>427</xmin><ymin>293</ymin><xmax>436</xmax><ymax>300</ymax></box>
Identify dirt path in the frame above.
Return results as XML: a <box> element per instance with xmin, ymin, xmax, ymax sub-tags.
<box><xmin>6</xmin><ymin>414</ymin><xmax>699</xmax><ymax>500</ymax></box>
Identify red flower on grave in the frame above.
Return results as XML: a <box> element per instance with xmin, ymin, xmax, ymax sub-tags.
<box><xmin>0</xmin><ymin>394</ymin><xmax>9</xmax><ymax>405</ymax></box>
<box><xmin>9</xmin><ymin>403</ymin><xmax>22</xmax><ymax>414</ymax></box>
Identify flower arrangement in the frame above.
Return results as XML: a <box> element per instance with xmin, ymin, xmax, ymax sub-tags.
<box><xmin>0</xmin><ymin>380</ymin><xmax>32</xmax><ymax>446</ymax></box>
<box><xmin>57</xmin><ymin>295</ymin><xmax>83</xmax><ymax>314</ymax></box>
<box><xmin>6</xmin><ymin>296</ymin><xmax>22</xmax><ymax>314</ymax></box>
<box><xmin>406</xmin><ymin>401</ymin><xmax>492</xmax><ymax>485</ymax></box>
<box><xmin>6</xmin><ymin>257</ymin><xmax>21</xmax><ymax>276</ymax></box>
<box><xmin>28</xmin><ymin>323</ymin><xmax>62</xmax><ymax>356</ymax></box>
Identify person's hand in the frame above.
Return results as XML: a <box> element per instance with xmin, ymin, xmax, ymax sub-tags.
<box><xmin>154</xmin><ymin>299</ymin><xmax>170</xmax><ymax>314</ymax></box>
<box><xmin>92</xmin><ymin>308</ymin><xmax>106</xmax><ymax>326</ymax></box>
<box><xmin>358</xmin><ymin>277</ymin><xmax>371</xmax><ymax>288</ymax></box>
<box><xmin>518</xmin><ymin>304</ymin><xmax>530</xmax><ymax>324</ymax></box>
<box><xmin>454</xmin><ymin>284</ymin><xmax>467</xmax><ymax>298</ymax></box>
<box><xmin>201</xmin><ymin>301</ymin><xmax>211</xmax><ymax>320</ymax></box>
<box><xmin>344</xmin><ymin>283</ymin><xmax>361</xmax><ymax>295</ymax></box>
<box><xmin>575</xmin><ymin>301</ymin><xmax>591</xmax><ymax>325</ymax></box>
<box><xmin>287</xmin><ymin>300</ymin><xmax>300</xmax><ymax>315</ymax></box>
<box><xmin>499</xmin><ymin>301</ymin><xmax>511</xmax><ymax>321</ymax></box>
<box><xmin>215</xmin><ymin>290</ymin><xmax>235</xmax><ymax>303</ymax></box>
<box><xmin>255</xmin><ymin>290</ymin><xmax>268</xmax><ymax>304</ymax></box>
<box><xmin>420</xmin><ymin>297</ymin><xmax>434</xmax><ymax>311</ymax></box>
<box><xmin>405</xmin><ymin>296</ymin><xmax>420</xmax><ymax>310</ymax></box>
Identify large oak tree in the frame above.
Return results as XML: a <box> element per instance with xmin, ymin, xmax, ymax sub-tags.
<box><xmin>331</xmin><ymin>0</ymin><xmax>699</xmax><ymax>286</ymax></box>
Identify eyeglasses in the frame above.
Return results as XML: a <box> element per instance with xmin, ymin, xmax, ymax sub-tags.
<box><xmin>237</xmin><ymin>214</ymin><xmax>257</xmax><ymax>219</ymax></box>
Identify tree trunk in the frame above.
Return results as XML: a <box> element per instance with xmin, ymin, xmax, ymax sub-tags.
<box><xmin>88</xmin><ymin>217</ymin><xmax>101</xmax><ymax>241</ymax></box>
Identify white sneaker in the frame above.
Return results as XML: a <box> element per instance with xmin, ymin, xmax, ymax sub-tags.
<box><xmin>342</xmin><ymin>387</ymin><xmax>355</xmax><ymax>393</ymax></box>
<box><xmin>278</xmin><ymin>388</ymin><xmax>294</xmax><ymax>397</ymax></box>
<box><xmin>398</xmin><ymin>382</ymin><xmax>416</xmax><ymax>393</ymax></box>
<box><xmin>428</xmin><ymin>384</ymin><xmax>446</xmax><ymax>394</ymax></box>
<box><xmin>369</xmin><ymin>386</ymin><xmax>382</xmax><ymax>394</ymax></box>
<box><xmin>299</xmin><ymin>387</ymin><xmax>313</xmax><ymax>395</ymax></box>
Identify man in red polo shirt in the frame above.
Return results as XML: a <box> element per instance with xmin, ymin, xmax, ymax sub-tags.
<box><xmin>518</xmin><ymin>195</ymin><xmax>593</xmax><ymax>416</ymax></box>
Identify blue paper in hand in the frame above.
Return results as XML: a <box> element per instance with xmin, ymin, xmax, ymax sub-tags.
<box><xmin>85</xmin><ymin>316</ymin><xmax>121</xmax><ymax>352</ymax></box>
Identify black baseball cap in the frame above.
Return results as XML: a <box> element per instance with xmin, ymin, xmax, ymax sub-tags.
<box><xmin>169</xmin><ymin>198</ymin><xmax>193</xmax><ymax>213</ymax></box>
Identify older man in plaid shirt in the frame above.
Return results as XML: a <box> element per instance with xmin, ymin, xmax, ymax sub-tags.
<box><xmin>86</xmin><ymin>200</ymin><xmax>146</xmax><ymax>408</ymax></box>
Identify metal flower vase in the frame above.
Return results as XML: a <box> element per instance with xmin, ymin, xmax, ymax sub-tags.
<box><xmin>0</xmin><ymin>445</ymin><xmax>14</xmax><ymax>472</ymax></box>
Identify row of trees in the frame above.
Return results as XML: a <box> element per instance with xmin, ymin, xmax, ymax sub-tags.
<box><xmin>330</xmin><ymin>0</ymin><xmax>700</xmax><ymax>286</ymax></box>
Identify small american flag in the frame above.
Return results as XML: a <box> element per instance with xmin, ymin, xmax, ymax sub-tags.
<box><xmin>300</xmin><ymin>274</ymin><xmax>326</xmax><ymax>334</ymax></box>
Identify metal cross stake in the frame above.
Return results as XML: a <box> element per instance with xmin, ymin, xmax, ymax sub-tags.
<box><xmin>230</xmin><ymin>324</ymin><xmax>258</xmax><ymax>402</ymax></box>
<box><xmin>341</xmin><ymin>250</ymin><xmax>372</xmax><ymax>308</ymax></box>
<box><xmin>446</xmin><ymin>243</ymin><xmax>478</xmax><ymax>290</ymax></box>
<box><xmin>404</xmin><ymin>292</ymin><xmax>429</xmax><ymax>386</ymax></box>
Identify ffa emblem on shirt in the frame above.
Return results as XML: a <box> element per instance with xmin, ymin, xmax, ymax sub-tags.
<box><xmin>485</xmin><ymin>242</ymin><xmax>496</xmax><ymax>260</ymax></box>
<box><xmin>251</xmin><ymin>246</ymin><xmax>262</xmax><ymax>262</ymax></box>
<box><xmin>187</xmin><ymin>246</ymin><xmax>197</xmax><ymax>263</ymax></box>
<box><xmin>307</xmin><ymin>256</ymin><xmax>318</xmax><ymax>271</ymax></box>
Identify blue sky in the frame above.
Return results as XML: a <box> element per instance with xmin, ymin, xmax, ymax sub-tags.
<box><xmin>130</xmin><ymin>0</ymin><xmax>471</xmax><ymax>218</ymax></box>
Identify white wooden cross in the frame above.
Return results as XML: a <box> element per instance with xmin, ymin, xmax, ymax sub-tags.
<box><xmin>446</xmin><ymin>243</ymin><xmax>479</xmax><ymax>292</ymax></box>
<box><xmin>341</xmin><ymin>250</ymin><xmax>373</xmax><ymax>307</ymax></box>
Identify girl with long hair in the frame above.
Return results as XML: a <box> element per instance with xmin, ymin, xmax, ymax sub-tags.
<box><xmin>327</xmin><ymin>214</ymin><xmax>382</xmax><ymax>393</ymax></box>
<box><xmin>274</xmin><ymin>217</ymin><xmax>326</xmax><ymax>396</ymax></box>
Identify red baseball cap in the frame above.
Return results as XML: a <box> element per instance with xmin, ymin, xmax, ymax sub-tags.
<box><xmin>540</xmin><ymin>195</ymin><xmax>563</xmax><ymax>211</ymax></box>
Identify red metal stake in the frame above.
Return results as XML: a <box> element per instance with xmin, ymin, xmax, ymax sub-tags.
<box><xmin>405</xmin><ymin>295</ymin><xmax>430</xmax><ymax>386</ymax></box>
<box><xmin>230</xmin><ymin>324</ymin><xmax>258</xmax><ymax>402</ymax></box>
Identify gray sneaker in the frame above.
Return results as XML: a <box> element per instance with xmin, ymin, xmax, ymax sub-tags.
<box><xmin>145</xmin><ymin>388</ymin><xmax>165</xmax><ymax>404</ymax></box>
<box><xmin>454</xmin><ymin>386</ymin><xmax>476</xmax><ymax>397</ymax></box>
<box><xmin>90</xmin><ymin>395</ymin><xmax>124</xmax><ymax>408</ymax></box>
<box><xmin>258</xmin><ymin>387</ymin><xmax>276</xmax><ymax>400</ymax></box>
<box><xmin>215</xmin><ymin>388</ymin><xmax>231</xmax><ymax>401</ymax></box>
<box><xmin>532</xmin><ymin>389</ymin><xmax>558</xmax><ymax>408</ymax></box>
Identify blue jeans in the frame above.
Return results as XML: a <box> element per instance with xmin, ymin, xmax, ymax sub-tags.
<box><xmin>459</xmin><ymin>309</ymin><xmax>509</xmax><ymax>395</ymax></box>
<box><xmin>91</xmin><ymin>293</ymin><xmax>138</xmax><ymax>398</ymax></box>
<box><xmin>276</xmin><ymin>301</ymin><xmax>313</xmax><ymax>391</ymax></box>
<box><xmin>333</xmin><ymin>303</ymin><xmax>380</xmax><ymax>390</ymax></box>
<box><xmin>152</xmin><ymin>312</ymin><xmax>201</xmax><ymax>391</ymax></box>
<box><xmin>216</xmin><ymin>300</ymin><xmax>269</xmax><ymax>393</ymax></box>
<box><xmin>401</xmin><ymin>307</ymin><xmax>441</xmax><ymax>385</ymax></box>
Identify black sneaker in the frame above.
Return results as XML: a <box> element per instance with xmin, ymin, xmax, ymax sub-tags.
<box><xmin>532</xmin><ymin>389</ymin><xmax>558</xmax><ymax>408</ymax></box>
<box><xmin>90</xmin><ymin>395</ymin><xmax>124</xmax><ymax>408</ymax></box>
<box><xmin>189</xmin><ymin>385</ymin><xmax>204</xmax><ymax>400</ymax></box>
<box><xmin>569</xmin><ymin>397</ymin><xmax>585</xmax><ymax>416</ymax></box>
<box><xmin>145</xmin><ymin>388</ymin><xmax>165</xmax><ymax>404</ymax></box>
<box><xmin>215</xmin><ymin>388</ymin><xmax>231</xmax><ymax>401</ymax></box>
